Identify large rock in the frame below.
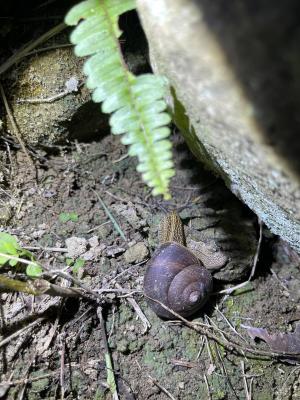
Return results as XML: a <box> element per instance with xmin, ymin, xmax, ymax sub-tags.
<box><xmin>137</xmin><ymin>0</ymin><xmax>300</xmax><ymax>251</ymax></box>
<box><xmin>3</xmin><ymin>30</ymin><xmax>147</xmax><ymax>146</ymax></box>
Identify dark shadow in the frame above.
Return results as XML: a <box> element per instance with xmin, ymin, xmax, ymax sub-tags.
<box><xmin>193</xmin><ymin>0</ymin><xmax>300</xmax><ymax>176</ymax></box>
<box><xmin>120</xmin><ymin>10</ymin><xmax>151</xmax><ymax>75</ymax></box>
<box><xmin>163</xmin><ymin>128</ymin><xmax>278</xmax><ymax>286</ymax></box>
<box><xmin>66</xmin><ymin>101</ymin><xmax>110</xmax><ymax>143</ymax></box>
<box><xmin>0</xmin><ymin>305</ymin><xmax>57</xmax><ymax>336</ymax></box>
<box><xmin>59</xmin><ymin>297</ymin><xmax>80</xmax><ymax>325</ymax></box>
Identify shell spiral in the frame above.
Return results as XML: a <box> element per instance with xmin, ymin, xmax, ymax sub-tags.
<box><xmin>144</xmin><ymin>242</ymin><xmax>213</xmax><ymax>319</ymax></box>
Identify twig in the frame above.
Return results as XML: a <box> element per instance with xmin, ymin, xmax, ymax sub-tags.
<box><xmin>277</xmin><ymin>365</ymin><xmax>300</xmax><ymax>400</ymax></box>
<box><xmin>115</xmin><ymin>282</ymin><xmax>150</xmax><ymax>333</ymax></box>
<box><xmin>112</xmin><ymin>153</ymin><xmax>129</xmax><ymax>163</ymax></box>
<box><xmin>144</xmin><ymin>294</ymin><xmax>300</xmax><ymax>360</ymax></box>
<box><xmin>215</xmin><ymin>307</ymin><xmax>247</xmax><ymax>342</ymax></box>
<box><xmin>241</xmin><ymin>360</ymin><xmax>251</xmax><ymax>400</ymax></box>
<box><xmin>17</xmin><ymin>78</ymin><xmax>83</xmax><ymax>104</ymax></box>
<box><xmin>204</xmin><ymin>335</ymin><xmax>215</xmax><ymax>365</ymax></box>
<box><xmin>108</xmin><ymin>305</ymin><xmax>116</xmax><ymax>341</ymax></box>
<box><xmin>147</xmin><ymin>374</ymin><xmax>176</xmax><ymax>400</ymax></box>
<box><xmin>105</xmin><ymin>190</ymin><xmax>129</xmax><ymax>204</ymax></box>
<box><xmin>270</xmin><ymin>268</ymin><xmax>290</xmax><ymax>292</ymax></box>
<box><xmin>97</xmin><ymin>307</ymin><xmax>119</xmax><ymax>400</ymax></box>
<box><xmin>0</xmin><ymin>256</ymin><xmax>141</xmax><ymax>302</ymax></box>
<box><xmin>60</xmin><ymin>331</ymin><xmax>66</xmax><ymax>400</ymax></box>
<box><xmin>84</xmin><ymin>221</ymin><xmax>111</xmax><ymax>234</ymax></box>
<box><xmin>108</xmin><ymin>259</ymin><xmax>148</xmax><ymax>284</ymax></box>
<box><xmin>0</xmin><ymin>317</ymin><xmax>45</xmax><ymax>348</ymax></box>
<box><xmin>215</xmin><ymin>342</ymin><xmax>239</xmax><ymax>400</ymax></box>
<box><xmin>196</xmin><ymin>336</ymin><xmax>205</xmax><ymax>360</ymax></box>
<box><xmin>0</xmin><ymin>253</ymin><xmax>140</xmax><ymax>299</ymax></box>
<box><xmin>41</xmin><ymin>316</ymin><xmax>60</xmax><ymax>354</ymax></box>
<box><xmin>92</xmin><ymin>190</ymin><xmax>126</xmax><ymax>241</ymax></box>
<box><xmin>23</xmin><ymin>246</ymin><xmax>68</xmax><ymax>253</ymax></box>
<box><xmin>170</xmin><ymin>358</ymin><xmax>198</xmax><ymax>368</ymax></box>
<box><xmin>25</xmin><ymin>43</ymin><xmax>73</xmax><ymax>57</ymax></box>
<box><xmin>17</xmin><ymin>351</ymin><xmax>37</xmax><ymax>400</ymax></box>
<box><xmin>0</xmin><ymin>83</ymin><xmax>32</xmax><ymax>164</ymax></box>
<box><xmin>0</xmin><ymin>23</ymin><xmax>66</xmax><ymax>75</ymax></box>
<box><xmin>0</xmin><ymin>274</ymin><xmax>82</xmax><ymax>298</ymax></box>
<box><xmin>205</xmin><ymin>315</ymin><xmax>228</xmax><ymax>344</ymax></box>
<box><xmin>0</xmin><ymin>359</ymin><xmax>103</xmax><ymax>389</ymax></box>
<box><xmin>203</xmin><ymin>374</ymin><xmax>212</xmax><ymax>400</ymax></box>
<box><xmin>136</xmin><ymin>361</ymin><xmax>177</xmax><ymax>400</ymax></box>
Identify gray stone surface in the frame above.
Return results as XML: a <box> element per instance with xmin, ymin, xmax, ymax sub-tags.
<box><xmin>4</xmin><ymin>34</ymin><xmax>147</xmax><ymax>146</ymax></box>
<box><xmin>4</xmin><ymin>41</ymin><xmax>105</xmax><ymax>146</ymax></box>
<box><xmin>137</xmin><ymin>0</ymin><xmax>300</xmax><ymax>251</ymax></box>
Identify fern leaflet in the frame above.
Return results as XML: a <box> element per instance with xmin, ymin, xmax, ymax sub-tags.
<box><xmin>65</xmin><ymin>0</ymin><xmax>174</xmax><ymax>199</ymax></box>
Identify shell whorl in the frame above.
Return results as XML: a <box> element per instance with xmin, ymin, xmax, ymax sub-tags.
<box><xmin>144</xmin><ymin>242</ymin><xmax>213</xmax><ymax>319</ymax></box>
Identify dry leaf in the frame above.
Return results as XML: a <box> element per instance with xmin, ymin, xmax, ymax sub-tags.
<box><xmin>242</xmin><ymin>324</ymin><xmax>300</xmax><ymax>359</ymax></box>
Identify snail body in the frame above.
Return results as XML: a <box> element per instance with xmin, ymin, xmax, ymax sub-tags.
<box><xmin>144</xmin><ymin>212</ymin><xmax>213</xmax><ymax>319</ymax></box>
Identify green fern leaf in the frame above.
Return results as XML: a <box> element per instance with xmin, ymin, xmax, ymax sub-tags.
<box><xmin>65</xmin><ymin>0</ymin><xmax>175</xmax><ymax>199</ymax></box>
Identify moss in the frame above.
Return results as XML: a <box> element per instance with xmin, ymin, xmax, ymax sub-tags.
<box><xmin>118</xmin><ymin>303</ymin><xmax>133</xmax><ymax>325</ymax></box>
<box><xmin>30</xmin><ymin>377</ymin><xmax>50</xmax><ymax>393</ymax></box>
<box><xmin>94</xmin><ymin>388</ymin><xmax>106</xmax><ymax>400</ymax></box>
<box><xmin>181</xmin><ymin>328</ymin><xmax>201</xmax><ymax>359</ymax></box>
<box><xmin>116</xmin><ymin>338</ymin><xmax>129</xmax><ymax>354</ymax></box>
<box><xmin>128</xmin><ymin>337</ymin><xmax>145</xmax><ymax>353</ymax></box>
<box><xmin>70</xmin><ymin>370</ymin><xmax>85</xmax><ymax>395</ymax></box>
<box><xmin>143</xmin><ymin>342</ymin><xmax>173</xmax><ymax>379</ymax></box>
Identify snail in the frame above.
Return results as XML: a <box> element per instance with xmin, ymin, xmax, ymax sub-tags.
<box><xmin>144</xmin><ymin>212</ymin><xmax>213</xmax><ymax>319</ymax></box>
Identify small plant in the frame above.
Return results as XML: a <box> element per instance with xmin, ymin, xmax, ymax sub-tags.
<box><xmin>66</xmin><ymin>257</ymin><xmax>85</xmax><ymax>274</ymax></box>
<box><xmin>65</xmin><ymin>0</ymin><xmax>175</xmax><ymax>199</ymax></box>
<box><xmin>59</xmin><ymin>212</ymin><xmax>79</xmax><ymax>223</ymax></box>
<box><xmin>0</xmin><ymin>232</ymin><xmax>42</xmax><ymax>277</ymax></box>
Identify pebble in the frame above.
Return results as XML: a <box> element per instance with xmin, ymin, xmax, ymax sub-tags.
<box><xmin>124</xmin><ymin>242</ymin><xmax>149</xmax><ymax>264</ymax></box>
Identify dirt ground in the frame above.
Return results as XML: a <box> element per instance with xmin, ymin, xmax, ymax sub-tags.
<box><xmin>0</xmin><ymin>3</ymin><xmax>300</xmax><ymax>400</ymax></box>
<box><xmin>0</xmin><ymin>131</ymin><xmax>299</xmax><ymax>400</ymax></box>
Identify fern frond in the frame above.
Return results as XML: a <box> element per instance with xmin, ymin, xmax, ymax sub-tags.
<box><xmin>65</xmin><ymin>0</ymin><xmax>175</xmax><ymax>199</ymax></box>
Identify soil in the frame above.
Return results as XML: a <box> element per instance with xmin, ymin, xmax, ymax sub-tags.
<box><xmin>0</xmin><ymin>131</ymin><xmax>299</xmax><ymax>400</ymax></box>
<box><xmin>0</xmin><ymin>4</ymin><xmax>300</xmax><ymax>400</ymax></box>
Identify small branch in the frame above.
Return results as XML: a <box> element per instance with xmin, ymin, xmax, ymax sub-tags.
<box><xmin>115</xmin><ymin>283</ymin><xmax>150</xmax><ymax>333</ymax></box>
<box><xmin>147</xmin><ymin>374</ymin><xmax>176</xmax><ymax>400</ymax></box>
<box><xmin>241</xmin><ymin>360</ymin><xmax>251</xmax><ymax>400</ymax></box>
<box><xmin>17</xmin><ymin>78</ymin><xmax>83</xmax><ymax>104</ymax></box>
<box><xmin>97</xmin><ymin>307</ymin><xmax>119</xmax><ymax>400</ymax></box>
<box><xmin>0</xmin><ymin>275</ymin><xmax>82</xmax><ymax>298</ymax></box>
<box><xmin>144</xmin><ymin>294</ymin><xmax>300</xmax><ymax>360</ymax></box>
<box><xmin>0</xmin><ymin>83</ymin><xmax>32</xmax><ymax>164</ymax></box>
<box><xmin>59</xmin><ymin>331</ymin><xmax>66</xmax><ymax>400</ymax></box>
<box><xmin>0</xmin><ymin>317</ymin><xmax>45</xmax><ymax>348</ymax></box>
<box><xmin>0</xmin><ymin>23</ymin><xmax>66</xmax><ymax>75</ymax></box>
<box><xmin>23</xmin><ymin>246</ymin><xmax>68</xmax><ymax>253</ymax></box>
<box><xmin>92</xmin><ymin>190</ymin><xmax>126</xmax><ymax>241</ymax></box>
<box><xmin>203</xmin><ymin>374</ymin><xmax>212</xmax><ymax>400</ymax></box>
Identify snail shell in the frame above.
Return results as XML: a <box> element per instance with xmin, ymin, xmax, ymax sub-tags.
<box><xmin>144</xmin><ymin>241</ymin><xmax>213</xmax><ymax>319</ymax></box>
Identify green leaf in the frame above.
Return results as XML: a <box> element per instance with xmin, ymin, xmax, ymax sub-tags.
<box><xmin>0</xmin><ymin>232</ymin><xmax>43</xmax><ymax>276</ymax></box>
<box><xmin>66</xmin><ymin>258</ymin><xmax>74</xmax><ymax>266</ymax></box>
<box><xmin>9</xmin><ymin>259</ymin><xmax>18</xmax><ymax>267</ymax></box>
<box><xmin>72</xmin><ymin>258</ymin><xmax>85</xmax><ymax>274</ymax></box>
<box><xmin>26</xmin><ymin>263</ymin><xmax>43</xmax><ymax>278</ymax></box>
<box><xmin>59</xmin><ymin>212</ymin><xmax>79</xmax><ymax>223</ymax></box>
<box><xmin>0</xmin><ymin>232</ymin><xmax>21</xmax><ymax>255</ymax></box>
<box><xmin>65</xmin><ymin>0</ymin><xmax>175</xmax><ymax>199</ymax></box>
<box><xmin>0</xmin><ymin>255</ymin><xmax>10</xmax><ymax>266</ymax></box>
